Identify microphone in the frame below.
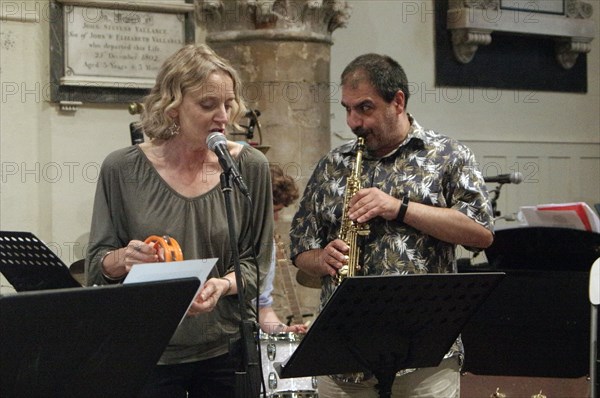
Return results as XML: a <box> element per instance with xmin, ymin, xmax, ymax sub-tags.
<box><xmin>206</xmin><ymin>132</ymin><xmax>250</xmax><ymax>196</ymax></box>
<box><xmin>484</xmin><ymin>172</ymin><xmax>523</xmax><ymax>184</ymax></box>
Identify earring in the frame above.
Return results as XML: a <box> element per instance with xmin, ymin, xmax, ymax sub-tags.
<box><xmin>168</xmin><ymin>121</ymin><xmax>180</xmax><ymax>137</ymax></box>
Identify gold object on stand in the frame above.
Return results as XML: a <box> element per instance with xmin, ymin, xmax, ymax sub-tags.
<box><xmin>128</xmin><ymin>102</ymin><xmax>144</xmax><ymax>115</ymax></box>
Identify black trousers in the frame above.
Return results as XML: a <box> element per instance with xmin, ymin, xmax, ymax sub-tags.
<box><xmin>138</xmin><ymin>351</ymin><xmax>242</xmax><ymax>398</ymax></box>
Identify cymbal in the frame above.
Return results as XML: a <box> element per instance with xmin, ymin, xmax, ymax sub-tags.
<box><xmin>295</xmin><ymin>269</ymin><xmax>321</xmax><ymax>289</ymax></box>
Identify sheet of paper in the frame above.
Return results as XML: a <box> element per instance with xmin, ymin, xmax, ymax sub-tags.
<box><xmin>123</xmin><ymin>258</ymin><xmax>218</xmax><ymax>286</ymax></box>
<box><xmin>123</xmin><ymin>258</ymin><xmax>219</xmax><ymax>323</ymax></box>
<box><xmin>519</xmin><ymin>202</ymin><xmax>600</xmax><ymax>233</ymax></box>
<box><xmin>520</xmin><ymin>206</ymin><xmax>587</xmax><ymax>230</ymax></box>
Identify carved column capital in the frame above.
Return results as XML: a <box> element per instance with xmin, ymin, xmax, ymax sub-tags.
<box><xmin>196</xmin><ymin>0</ymin><xmax>352</xmax><ymax>44</ymax></box>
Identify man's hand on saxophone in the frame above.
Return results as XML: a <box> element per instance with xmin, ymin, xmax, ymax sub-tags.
<box><xmin>348</xmin><ymin>187</ymin><xmax>406</xmax><ymax>223</ymax></box>
<box><xmin>295</xmin><ymin>239</ymin><xmax>349</xmax><ymax>278</ymax></box>
<box><xmin>295</xmin><ymin>188</ymin><xmax>404</xmax><ymax>282</ymax></box>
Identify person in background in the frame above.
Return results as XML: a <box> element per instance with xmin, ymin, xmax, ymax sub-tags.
<box><xmin>290</xmin><ymin>53</ymin><xmax>494</xmax><ymax>398</ymax></box>
<box><xmin>258</xmin><ymin>164</ymin><xmax>307</xmax><ymax>335</ymax></box>
<box><xmin>85</xmin><ymin>44</ymin><xmax>272</xmax><ymax>398</ymax></box>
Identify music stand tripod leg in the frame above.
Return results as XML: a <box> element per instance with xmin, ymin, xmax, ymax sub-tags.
<box><xmin>374</xmin><ymin>370</ymin><xmax>395</xmax><ymax>398</ymax></box>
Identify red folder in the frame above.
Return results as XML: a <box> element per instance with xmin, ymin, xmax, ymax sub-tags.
<box><xmin>537</xmin><ymin>203</ymin><xmax>592</xmax><ymax>232</ymax></box>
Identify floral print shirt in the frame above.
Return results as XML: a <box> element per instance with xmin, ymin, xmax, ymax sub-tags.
<box><xmin>290</xmin><ymin>115</ymin><xmax>494</xmax><ymax>307</ymax></box>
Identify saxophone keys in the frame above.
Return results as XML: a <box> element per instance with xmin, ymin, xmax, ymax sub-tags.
<box><xmin>339</xmin><ymin>265</ymin><xmax>349</xmax><ymax>277</ymax></box>
<box><xmin>333</xmin><ymin>265</ymin><xmax>349</xmax><ymax>285</ymax></box>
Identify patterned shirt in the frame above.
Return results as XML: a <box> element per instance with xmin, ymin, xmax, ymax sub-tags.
<box><xmin>290</xmin><ymin>115</ymin><xmax>494</xmax><ymax>306</ymax></box>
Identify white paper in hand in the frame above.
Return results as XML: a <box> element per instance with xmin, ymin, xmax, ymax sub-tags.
<box><xmin>123</xmin><ymin>259</ymin><xmax>218</xmax><ymax>323</ymax></box>
<box><xmin>123</xmin><ymin>258</ymin><xmax>218</xmax><ymax>287</ymax></box>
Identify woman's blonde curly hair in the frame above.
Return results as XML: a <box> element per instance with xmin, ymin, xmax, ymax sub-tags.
<box><xmin>136</xmin><ymin>44</ymin><xmax>246</xmax><ymax>140</ymax></box>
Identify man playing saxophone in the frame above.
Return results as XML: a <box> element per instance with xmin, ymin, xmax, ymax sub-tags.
<box><xmin>289</xmin><ymin>53</ymin><xmax>494</xmax><ymax>398</ymax></box>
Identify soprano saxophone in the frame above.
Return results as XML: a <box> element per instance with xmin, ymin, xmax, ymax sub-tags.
<box><xmin>335</xmin><ymin>137</ymin><xmax>370</xmax><ymax>284</ymax></box>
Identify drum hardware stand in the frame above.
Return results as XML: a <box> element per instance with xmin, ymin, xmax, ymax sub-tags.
<box><xmin>275</xmin><ymin>273</ymin><xmax>504</xmax><ymax>398</ymax></box>
<box><xmin>219</xmin><ymin>172</ymin><xmax>263</xmax><ymax>398</ymax></box>
<box><xmin>128</xmin><ymin>102</ymin><xmax>145</xmax><ymax>145</ymax></box>
<box><xmin>230</xmin><ymin>109</ymin><xmax>262</xmax><ymax>144</ymax></box>
<box><xmin>284</xmin><ymin>313</ymin><xmax>314</xmax><ymax>326</ymax></box>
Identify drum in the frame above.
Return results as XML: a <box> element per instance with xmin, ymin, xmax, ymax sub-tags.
<box><xmin>260</xmin><ymin>332</ymin><xmax>318</xmax><ymax>397</ymax></box>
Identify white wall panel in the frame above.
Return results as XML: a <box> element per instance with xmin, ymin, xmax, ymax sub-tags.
<box><xmin>466</xmin><ymin>141</ymin><xmax>600</xmax><ymax>226</ymax></box>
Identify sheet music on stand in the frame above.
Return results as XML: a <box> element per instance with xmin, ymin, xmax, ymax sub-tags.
<box><xmin>519</xmin><ymin>202</ymin><xmax>600</xmax><ymax>232</ymax></box>
<box><xmin>0</xmin><ymin>231</ymin><xmax>80</xmax><ymax>291</ymax></box>
<box><xmin>276</xmin><ymin>273</ymin><xmax>504</xmax><ymax>397</ymax></box>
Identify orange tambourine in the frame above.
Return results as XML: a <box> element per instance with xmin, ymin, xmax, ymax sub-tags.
<box><xmin>144</xmin><ymin>235</ymin><xmax>183</xmax><ymax>262</ymax></box>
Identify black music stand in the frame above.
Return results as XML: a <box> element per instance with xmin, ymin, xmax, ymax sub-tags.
<box><xmin>0</xmin><ymin>230</ymin><xmax>81</xmax><ymax>291</ymax></box>
<box><xmin>484</xmin><ymin>226</ymin><xmax>600</xmax><ymax>272</ymax></box>
<box><xmin>460</xmin><ymin>227</ymin><xmax>599</xmax><ymax>378</ymax></box>
<box><xmin>0</xmin><ymin>278</ymin><xmax>200</xmax><ymax>398</ymax></box>
<box><xmin>276</xmin><ymin>273</ymin><xmax>504</xmax><ymax>397</ymax></box>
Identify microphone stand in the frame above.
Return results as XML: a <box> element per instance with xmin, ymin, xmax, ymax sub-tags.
<box><xmin>469</xmin><ymin>182</ymin><xmax>504</xmax><ymax>269</ymax></box>
<box><xmin>488</xmin><ymin>183</ymin><xmax>504</xmax><ymax>218</ymax></box>
<box><xmin>219</xmin><ymin>172</ymin><xmax>261</xmax><ymax>398</ymax></box>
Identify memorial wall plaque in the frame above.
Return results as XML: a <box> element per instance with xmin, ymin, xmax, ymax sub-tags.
<box><xmin>50</xmin><ymin>0</ymin><xmax>195</xmax><ymax>108</ymax></box>
<box><xmin>63</xmin><ymin>6</ymin><xmax>185</xmax><ymax>88</ymax></box>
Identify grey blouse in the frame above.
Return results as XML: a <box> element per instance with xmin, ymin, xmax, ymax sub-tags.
<box><xmin>85</xmin><ymin>144</ymin><xmax>273</xmax><ymax>364</ymax></box>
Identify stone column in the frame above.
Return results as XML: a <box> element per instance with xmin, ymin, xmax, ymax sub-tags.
<box><xmin>196</xmin><ymin>0</ymin><xmax>350</xmax><ymax>188</ymax></box>
<box><xmin>196</xmin><ymin>0</ymin><xmax>351</xmax><ymax>319</ymax></box>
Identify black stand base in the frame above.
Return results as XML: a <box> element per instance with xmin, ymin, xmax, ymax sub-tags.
<box><xmin>233</xmin><ymin>320</ymin><xmax>262</xmax><ymax>398</ymax></box>
<box><xmin>374</xmin><ymin>371</ymin><xmax>395</xmax><ymax>398</ymax></box>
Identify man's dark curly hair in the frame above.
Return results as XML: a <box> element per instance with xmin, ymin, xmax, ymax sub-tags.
<box><xmin>341</xmin><ymin>53</ymin><xmax>410</xmax><ymax>107</ymax></box>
